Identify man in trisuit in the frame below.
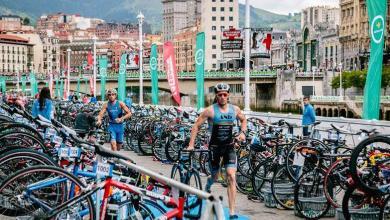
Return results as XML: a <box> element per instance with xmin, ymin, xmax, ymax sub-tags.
<box><xmin>97</xmin><ymin>89</ymin><xmax>132</xmax><ymax>151</ymax></box>
<box><xmin>187</xmin><ymin>83</ymin><xmax>247</xmax><ymax>219</ymax></box>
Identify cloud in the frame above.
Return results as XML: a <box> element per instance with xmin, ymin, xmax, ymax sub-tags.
<box><xmin>239</xmin><ymin>0</ymin><xmax>339</xmax><ymax>15</ymax></box>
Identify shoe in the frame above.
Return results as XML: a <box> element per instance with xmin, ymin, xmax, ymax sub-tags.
<box><xmin>229</xmin><ymin>214</ymin><xmax>239</xmax><ymax>219</ymax></box>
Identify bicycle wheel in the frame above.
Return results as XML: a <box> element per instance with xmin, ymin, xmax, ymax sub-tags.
<box><xmin>294</xmin><ymin>169</ymin><xmax>330</xmax><ymax>219</ymax></box>
<box><xmin>271</xmin><ymin>166</ymin><xmax>295</xmax><ymax>210</ymax></box>
<box><xmin>349</xmin><ymin>135</ymin><xmax>390</xmax><ymax>195</ymax></box>
<box><xmin>251</xmin><ymin>159</ymin><xmax>271</xmax><ymax>198</ymax></box>
<box><xmin>323</xmin><ymin>157</ymin><xmax>350</xmax><ymax>208</ymax></box>
<box><xmin>0</xmin><ymin>165</ymin><xmax>95</xmax><ymax>219</ymax></box>
<box><xmin>341</xmin><ymin>185</ymin><xmax>385</xmax><ymax>220</ymax></box>
<box><xmin>379</xmin><ymin>194</ymin><xmax>390</xmax><ymax>220</ymax></box>
<box><xmin>0</xmin><ymin>148</ymin><xmax>57</xmax><ymax>184</ymax></box>
<box><xmin>185</xmin><ymin>171</ymin><xmax>203</xmax><ymax>210</ymax></box>
<box><xmin>286</xmin><ymin>138</ymin><xmax>328</xmax><ymax>182</ymax></box>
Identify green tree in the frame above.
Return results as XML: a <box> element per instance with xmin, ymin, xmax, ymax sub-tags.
<box><xmin>331</xmin><ymin>71</ymin><xmax>353</xmax><ymax>95</ymax></box>
<box><xmin>22</xmin><ymin>17</ymin><xmax>30</xmax><ymax>25</ymax></box>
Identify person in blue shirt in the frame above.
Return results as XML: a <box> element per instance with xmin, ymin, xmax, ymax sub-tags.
<box><xmin>90</xmin><ymin>94</ymin><xmax>97</xmax><ymax>103</ymax></box>
<box><xmin>124</xmin><ymin>94</ymin><xmax>132</xmax><ymax>108</ymax></box>
<box><xmin>32</xmin><ymin>87</ymin><xmax>53</xmax><ymax>121</ymax></box>
<box><xmin>302</xmin><ymin>96</ymin><xmax>316</xmax><ymax>136</ymax></box>
<box><xmin>97</xmin><ymin>89</ymin><xmax>132</xmax><ymax>151</ymax></box>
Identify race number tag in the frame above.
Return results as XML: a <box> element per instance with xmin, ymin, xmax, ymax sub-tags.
<box><xmin>58</xmin><ymin>147</ymin><xmax>69</xmax><ymax>157</ymax></box>
<box><xmin>51</xmin><ymin>135</ymin><xmax>63</xmax><ymax>145</ymax></box>
<box><xmin>69</xmin><ymin>147</ymin><xmax>81</xmax><ymax>158</ymax></box>
<box><xmin>95</xmin><ymin>162</ymin><xmax>113</xmax><ymax>177</ymax></box>
<box><xmin>293</xmin><ymin>151</ymin><xmax>305</xmax><ymax>166</ymax></box>
<box><xmin>45</xmin><ymin>128</ymin><xmax>57</xmax><ymax>139</ymax></box>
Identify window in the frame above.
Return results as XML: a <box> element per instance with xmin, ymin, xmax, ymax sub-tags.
<box><xmin>212</xmin><ymin>45</ymin><xmax>216</xmax><ymax>49</ymax></box>
<box><xmin>221</xmin><ymin>7</ymin><xmax>225</xmax><ymax>12</ymax></box>
<box><xmin>212</xmin><ymin>54</ymin><xmax>216</xmax><ymax>59</ymax></box>
<box><xmin>212</xmin><ymin>0</ymin><xmax>216</xmax><ymax>2</ymax></box>
<box><xmin>212</xmin><ymin>64</ymin><xmax>217</xmax><ymax>68</ymax></box>
<box><xmin>229</xmin><ymin>16</ymin><xmax>233</xmax><ymax>21</ymax></box>
<box><xmin>212</xmin><ymin>16</ymin><xmax>216</xmax><ymax>21</ymax></box>
<box><xmin>212</xmin><ymin>7</ymin><xmax>216</xmax><ymax>12</ymax></box>
<box><xmin>221</xmin><ymin>17</ymin><xmax>225</xmax><ymax>21</ymax></box>
<box><xmin>229</xmin><ymin>84</ymin><xmax>242</xmax><ymax>94</ymax></box>
<box><xmin>229</xmin><ymin>7</ymin><xmax>233</xmax><ymax>12</ymax></box>
<box><xmin>229</xmin><ymin>0</ymin><xmax>233</xmax><ymax>2</ymax></box>
<box><xmin>212</xmin><ymin>35</ymin><xmax>216</xmax><ymax>40</ymax></box>
<box><xmin>212</xmin><ymin>26</ymin><xmax>216</xmax><ymax>31</ymax></box>
<box><xmin>221</xmin><ymin>26</ymin><xmax>225</xmax><ymax>30</ymax></box>
<box><xmin>221</xmin><ymin>0</ymin><xmax>224</xmax><ymax>2</ymax></box>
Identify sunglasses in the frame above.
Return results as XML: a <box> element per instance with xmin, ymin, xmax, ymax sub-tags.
<box><xmin>107</xmin><ymin>93</ymin><xmax>116</xmax><ymax>96</ymax></box>
<box><xmin>217</xmin><ymin>93</ymin><xmax>228</xmax><ymax>98</ymax></box>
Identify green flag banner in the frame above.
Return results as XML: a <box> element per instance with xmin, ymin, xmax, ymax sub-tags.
<box><xmin>0</xmin><ymin>77</ymin><xmax>5</xmax><ymax>93</ymax></box>
<box><xmin>363</xmin><ymin>0</ymin><xmax>387</xmax><ymax>119</ymax></box>
<box><xmin>118</xmin><ymin>54</ymin><xmax>127</xmax><ymax>101</ymax></box>
<box><xmin>29</xmin><ymin>72</ymin><xmax>38</xmax><ymax>97</ymax></box>
<box><xmin>99</xmin><ymin>58</ymin><xmax>108</xmax><ymax>101</ymax></box>
<box><xmin>195</xmin><ymin>32</ymin><xmax>205</xmax><ymax>110</ymax></box>
<box><xmin>76</xmin><ymin>77</ymin><xmax>81</xmax><ymax>99</ymax></box>
<box><xmin>21</xmin><ymin>76</ymin><xmax>26</xmax><ymax>93</ymax></box>
<box><xmin>150</xmin><ymin>44</ymin><xmax>159</xmax><ymax>105</ymax></box>
<box><xmin>59</xmin><ymin>79</ymin><xmax>64</xmax><ymax>99</ymax></box>
<box><xmin>55</xmin><ymin>78</ymin><xmax>59</xmax><ymax>98</ymax></box>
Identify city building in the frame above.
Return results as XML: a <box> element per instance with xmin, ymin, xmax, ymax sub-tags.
<box><xmin>0</xmin><ymin>15</ymin><xmax>34</xmax><ymax>33</ymax></box>
<box><xmin>0</xmin><ymin>34</ymin><xmax>33</xmax><ymax>74</ymax></box>
<box><xmin>173</xmin><ymin>25</ymin><xmax>198</xmax><ymax>72</ymax></box>
<box><xmin>200</xmin><ymin>0</ymin><xmax>239</xmax><ymax>70</ymax></box>
<box><xmin>297</xmin><ymin>6</ymin><xmax>340</xmax><ymax>72</ymax></box>
<box><xmin>339</xmin><ymin>0</ymin><xmax>390</xmax><ymax>70</ymax></box>
<box><xmin>301</xmin><ymin>6</ymin><xmax>340</xmax><ymax>29</ymax></box>
<box><xmin>60</xmin><ymin>40</ymin><xmax>94</xmax><ymax>74</ymax></box>
<box><xmin>95</xmin><ymin>23</ymin><xmax>138</xmax><ymax>40</ymax></box>
<box><xmin>162</xmin><ymin>0</ymin><xmax>201</xmax><ymax>42</ymax></box>
<box><xmin>321</xmin><ymin>28</ymin><xmax>341</xmax><ymax>70</ymax></box>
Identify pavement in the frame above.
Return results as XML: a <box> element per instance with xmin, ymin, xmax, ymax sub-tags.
<box><xmin>122</xmin><ymin>149</ymin><xmax>309</xmax><ymax>220</ymax></box>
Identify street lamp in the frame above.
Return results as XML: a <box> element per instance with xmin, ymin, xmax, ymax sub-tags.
<box><xmin>339</xmin><ymin>62</ymin><xmax>343</xmax><ymax>101</ymax></box>
<box><xmin>137</xmin><ymin>11</ymin><xmax>144</xmax><ymax>105</ymax></box>
<box><xmin>244</xmin><ymin>0</ymin><xmax>250</xmax><ymax>112</ymax></box>
<box><xmin>67</xmin><ymin>48</ymin><xmax>71</xmax><ymax>100</ymax></box>
<box><xmin>312</xmin><ymin>67</ymin><xmax>316</xmax><ymax>96</ymax></box>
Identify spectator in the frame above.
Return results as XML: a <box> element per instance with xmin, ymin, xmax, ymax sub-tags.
<box><xmin>124</xmin><ymin>94</ymin><xmax>132</xmax><ymax>108</ymax></box>
<box><xmin>74</xmin><ymin>106</ymin><xmax>96</xmax><ymax>139</ymax></box>
<box><xmin>302</xmin><ymin>96</ymin><xmax>316</xmax><ymax>136</ymax></box>
<box><xmin>90</xmin><ymin>94</ymin><xmax>97</xmax><ymax>103</ymax></box>
<box><xmin>82</xmin><ymin>94</ymin><xmax>89</xmax><ymax>104</ymax></box>
<box><xmin>32</xmin><ymin>87</ymin><xmax>53</xmax><ymax>121</ymax></box>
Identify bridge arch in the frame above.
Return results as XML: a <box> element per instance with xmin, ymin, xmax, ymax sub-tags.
<box><xmin>347</xmin><ymin>111</ymin><xmax>354</xmax><ymax>119</ymax></box>
<box><xmin>315</xmin><ymin>108</ymin><xmax>321</xmax><ymax>116</ymax></box>
<box><xmin>340</xmin><ymin>109</ymin><xmax>347</xmax><ymax>118</ymax></box>
<box><xmin>328</xmin><ymin>108</ymin><xmax>333</xmax><ymax>117</ymax></box>
<box><xmin>322</xmin><ymin>108</ymin><xmax>327</xmax><ymax>117</ymax></box>
<box><xmin>334</xmin><ymin>109</ymin><xmax>339</xmax><ymax>117</ymax></box>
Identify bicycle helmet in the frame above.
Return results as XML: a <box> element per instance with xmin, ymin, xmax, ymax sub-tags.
<box><xmin>214</xmin><ymin>83</ymin><xmax>230</xmax><ymax>94</ymax></box>
<box><xmin>106</xmin><ymin>88</ymin><xmax>117</xmax><ymax>95</ymax></box>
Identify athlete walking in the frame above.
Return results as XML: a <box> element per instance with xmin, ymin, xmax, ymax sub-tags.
<box><xmin>187</xmin><ymin>83</ymin><xmax>247</xmax><ymax>219</ymax></box>
<box><xmin>97</xmin><ymin>89</ymin><xmax>132</xmax><ymax>151</ymax></box>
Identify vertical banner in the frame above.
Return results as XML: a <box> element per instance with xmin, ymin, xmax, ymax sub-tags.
<box><xmin>76</xmin><ymin>77</ymin><xmax>81</xmax><ymax>99</ymax></box>
<box><xmin>118</xmin><ymin>54</ymin><xmax>127</xmax><ymax>101</ymax></box>
<box><xmin>29</xmin><ymin>72</ymin><xmax>37</xmax><ymax>97</ymax></box>
<box><xmin>0</xmin><ymin>77</ymin><xmax>4</xmax><ymax>93</ymax></box>
<box><xmin>89</xmin><ymin>76</ymin><xmax>94</xmax><ymax>95</ymax></box>
<box><xmin>163</xmin><ymin>42</ymin><xmax>181</xmax><ymax>105</ymax></box>
<box><xmin>362</xmin><ymin>0</ymin><xmax>387</xmax><ymax>119</ymax></box>
<box><xmin>99</xmin><ymin>58</ymin><xmax>108</xmax><ymax>101</ymax></box>
<box><xmin>150</xmin><ymin>44</ymin><xmax>159</xmax><ymax>105</ymax></box>
<box><xmin>21</xmin><ymin>76</ymin><xmax>26</xmax><ymax>93</ymax></box>
<box><xmin>49</xmin><ymin>73</ymin><xmax>53</xmax><ymax>97</ymax></box>
<box><xmin>195</xmin><ymin>32</ymin><xmax>205</xmax><ymax>110</ymax></box>
<box><xmin>59</xmin><ymin>79</ymin><xmax>64</xmax><ymax>100</ymax></box>
<box><xmin>55</xmin><ymin>78</ymin><xmax>59</xmax><ymax>98</ymax></box>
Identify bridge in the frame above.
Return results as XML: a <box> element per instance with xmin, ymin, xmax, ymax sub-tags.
<box><xmin>4</xmin><ymin>70</ymin><xmax>326</xmax><ymax>110</ymax></box>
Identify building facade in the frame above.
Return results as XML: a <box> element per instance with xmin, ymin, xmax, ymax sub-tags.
<box><xmin>339</xmin><ymin>0</ymin><xmax>390</xmax><ymax>70</ymax></box>
<box><xmin>201</xmin><ymin>0</ymin><xmax>239</xmax><ymax>70</ymax></box>
<box><xmin>0</xmin><ymin>34</ymin><xmax>33</xmax><ymax>74</ymax></box>
<box><xmin>162</xmin><ymin>0</ymin><xmax>201</xmax><ymax>42</ymax></box>
<box><xmin>173</xmin><ymin>26</ymin><xmax>198</xmax><ymax>72</ymax></box>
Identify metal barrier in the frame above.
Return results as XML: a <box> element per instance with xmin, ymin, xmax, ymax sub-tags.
<box><xmin>246</xmin><ymin>111</ymin><xmax>390</xmax><ymax>146</ymax></box>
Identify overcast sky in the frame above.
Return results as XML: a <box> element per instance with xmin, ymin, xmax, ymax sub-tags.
<box><xmin>238</xmin><ymin>0</ymin><xmax>339</xmax><ymax>15</ymax></box>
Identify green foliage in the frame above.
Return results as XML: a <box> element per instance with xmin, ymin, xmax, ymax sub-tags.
<box><xmin>331</xmin><ymin>66</ymin><xmax>390</xmax><ymax>93</ymax></box>
<box><xmin>22</xmin><ymin>17</ymin><xmax>30</xmax><ymax>25</ymax></box>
